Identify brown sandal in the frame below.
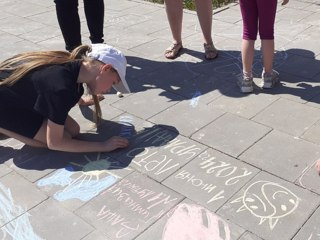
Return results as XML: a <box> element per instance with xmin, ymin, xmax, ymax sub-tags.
<box><xmin>164</xmin><ymin>42</ymin><xmax>183</xmax><ymax>59</ymax></box>
<box><xmin>204</xmin><ymin>43</ymin><xmax>218</xmax><ymax>60</ymax></box>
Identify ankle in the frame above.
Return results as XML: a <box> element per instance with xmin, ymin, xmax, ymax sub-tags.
<box><xmin>243</xmin><ymin>71</ymin><xmax>252</xmax><ymax>79</ymax></box>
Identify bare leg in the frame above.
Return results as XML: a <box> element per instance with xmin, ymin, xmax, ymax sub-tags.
<box><xmin>316</xmin><ymin>159</ymin><xmax>320</xmax><ymax>175</ymax></box>
<box><xmin>33</xmin><ymin>116</ymin><xmax>80</xmax><ymax>143</ymax></box>
<box><xmin>241</xmin><ymin>39</ymin><xmax>255</xmax><ymax>77</ymax></box>
<box><xmin>0</xmin><ymin>127</ymin><xmax>46</xmax><ymax>148</ymax></box>
<box><xmin>195</xmin><ymin>0</ymin><xmax>213</xmax><ymax>44</ymax></box>
<box><xmin>261</xmin><ymin>39</ymin><xmax>274</xmax><ymax>74</ymax></box>
<box><xmin>0</xmin><ymin>116</ymin><xmax>80</xmax><ymax>149</ymax></box>
<box><xmin>164</xmin><ymin>0</ymin><xmax>183</xmax><ymax>44</ymax></box>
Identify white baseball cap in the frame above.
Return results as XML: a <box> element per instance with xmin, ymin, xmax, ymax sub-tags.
<box><xmin>87</xmin><ymin>43</ymin><xmax>130</xmax><ymax>93</ymax></box>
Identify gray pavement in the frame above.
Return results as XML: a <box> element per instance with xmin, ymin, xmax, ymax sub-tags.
<box><xmin>1</xmin><ymin>0</ymin><xmax>320</xmax><ymax>239</ymax></box>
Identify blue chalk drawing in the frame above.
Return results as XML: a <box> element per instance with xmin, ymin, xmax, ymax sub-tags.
<box><xmin>119</xmin><ymin>115</ymin><xmax>134</xmax><ymax>138</ymax></box>
<box><xmin>54</xmin><ymin>175</ymin><xmax>117</xmax><ymax>201</ymax></box>
<box><xmin>37</xmin><ymin>167</ymin><xmax>74</xmax><ymax>187</ymax></box>
<box><xmin>37</xmin><ymin>155</ymin><xmax>122</xmax><ymax>202</ymax></box>
<box><xmin>190</xmin><ymin>91</ymin><xmax>202</xmax><ymax>108</ymax></box>
<box><xmin>0</xmin><ymin>183</ymin><xmax>42</xmax><ymax>240</ymax></box>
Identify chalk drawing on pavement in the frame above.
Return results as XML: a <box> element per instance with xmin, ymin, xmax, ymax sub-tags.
<box><xmin>298</xmin><ymin>159</ymin><xmax>319</xmax><ymax>188</ymax></box>
<box><xmin>0</xmin><ymin>183</ymin><xmax>42</xmax><ymax>240</ymax></box>
<box><xmin>231</xmin><ymin>181</ymin><xmax>300</xmax><ymax>230</ymax></box>
<box><xmin>162</xmin><ymin>203</ymin><xmax>231</xmax><ymax>240</ymax></box>
<box><xmin>37</xmin><ymin>153</ymin><xmax>130</xmax><ymax>202</ymax></box>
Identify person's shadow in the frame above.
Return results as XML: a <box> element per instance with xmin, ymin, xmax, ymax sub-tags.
<box><xmin>0</xmin><ymin>106</ymin><xmax>179</xmax><ymax>173</ymax></box>
<box><xmin>124</xmin><ymin>47</ymin><xmax>320</xmax><ymax>104</ymax></box>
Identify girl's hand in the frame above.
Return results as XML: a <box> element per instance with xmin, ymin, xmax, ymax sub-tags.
<box><xmin>78</xmin><ymin>94</ymin><xmax>104</xmax><ymax>106</ymax></box>
<box><xmin>103</xmin><ymin>136</ymin><xmax>129</xmax><ymax>152</ymax></box>
<box><xmin>282</xmin><ymin>0</ymin><xmax>289</xmax><ymax>5</ymax></box>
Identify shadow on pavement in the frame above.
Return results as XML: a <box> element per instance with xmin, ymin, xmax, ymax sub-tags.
<box><xmin>125</xmin><ymin>47</ymin><xmax>320</xmax><ymax>104</ymax></box>
<box><xmin>0</xmin><ymin>106</ymin><xmax>179</xmax><ymax>172</ymax></box>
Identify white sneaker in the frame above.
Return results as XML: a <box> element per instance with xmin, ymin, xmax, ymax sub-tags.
<box><xmin>261</xmin><ymin>69</ymin><xmax>279</xmax><ymax>88</ymax></box>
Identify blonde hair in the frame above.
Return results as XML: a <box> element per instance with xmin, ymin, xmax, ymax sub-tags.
<box><xmin>0</xmin><ymin>45</ymin><xmax>102</xmax><ymax>125</ymax></box>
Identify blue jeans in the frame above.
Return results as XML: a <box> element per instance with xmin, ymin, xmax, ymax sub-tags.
<box><xmin>54</xmin><ymin>0</ymin><xmax>104</xmax><ymax>51</ymax></box>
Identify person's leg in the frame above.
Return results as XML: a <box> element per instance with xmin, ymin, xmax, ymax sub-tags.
<box><xmin>164</xmin><ymin>0</ymin><xmax>183</xmax><ymax>59</ymax></box>
<box><xmin>83</xmin><ymin>0</ymin><xmax>104</xmax><ymax>44</ymax></box>
<box><xmin>33</xmin><ymin>116</ymin><xmax>80</xmax><ymax>143</ymax></box>
<box><xmin>0</xmin><ymin>127</ymin><xmax>47</xmax><ymax>148</ymax></box>
<box><xmin>54</xmin><ymin>0</ymin><xmax>82</xmax><ymax>51</ymax></box>
<box><xmin>241</xmin><ymin>40</ymin><xmax>255</xmax><ymax>78</ymax></box>
<box><xmin>195</xmin><ymin>0</ymin><xmax>217</xmax><ymax>59</ymax></box>
<box><xmin>261</xmin><ymin>40</ymin><xmax>274</xmax><ymax>73</ymax></box>
<box><xmin>240</xmin><ymin>0</ymin><xmax>258</xmax><ymax>78</ymax></box>
<box><xmin>239</xmin><ymin>0</ymin><xmax>258</xmax><ymax>93</ymax></box>
<box><xmin>194</xmin><ymin>0</ymin><xmax>213</xmax><ymax>45</ymax></box>
<box><xmin>0</xmin><ymin>115</ymin><xmax>80</xmax><ymax>149</ymax></box>
<box><xmin>257</xmin><ymin>0</ymin><xmax>279</xmax><ymax>88</ymax></box>
<box><xmin>258</xmin><ymin>0</ymin><xmax>277</xmax><ymax>74</ymax></box>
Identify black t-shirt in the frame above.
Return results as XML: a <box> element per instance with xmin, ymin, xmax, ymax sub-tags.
<box><xmin>32</xmin><ymin>61</ymin><xmax>84</xmax><ymax>125</ymax></box>
<box><xmin>0</xmin><ymin>60</ymin><xmax>84</xmax><ymax>127</ymax></box>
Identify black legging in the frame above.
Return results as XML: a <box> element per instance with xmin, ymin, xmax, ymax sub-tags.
<box><xmin>54</xmin><ymin>0</ymin><xmax>104</xmax><ymax>51</ymax></box>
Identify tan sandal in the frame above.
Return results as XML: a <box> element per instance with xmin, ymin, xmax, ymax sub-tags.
<box><xmin>204</xmin><ymin>43</ymin><xmax>218</xmax><ymax>60</ymax></box>
<box><xmin>164</xmin><ymin>42</ymin><xmax>183</xmax><ymax>59</ymax></box>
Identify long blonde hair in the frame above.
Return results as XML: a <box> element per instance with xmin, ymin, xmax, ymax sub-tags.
<box><xmin>0</xmin><ymin>45</ymin><xmax>102</xmax><ymax>125</ymax></box>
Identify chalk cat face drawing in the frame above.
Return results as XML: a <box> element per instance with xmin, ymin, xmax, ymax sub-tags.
<box><xmin>231</xmin><ymin>181</ymin><xmax>300</xmax><ymax>230</ymax></box>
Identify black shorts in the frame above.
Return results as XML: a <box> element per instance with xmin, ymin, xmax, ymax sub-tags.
<box><xmin>0</xmin><ymin>87</ymin><xmax>43</xmax><ymax>139</ymax></box>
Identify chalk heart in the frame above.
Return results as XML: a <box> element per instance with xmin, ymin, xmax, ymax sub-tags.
<box><xmin>162</xmin><ymin>203</ymin><xmax>230</xmax><ymax>240</ymax></box>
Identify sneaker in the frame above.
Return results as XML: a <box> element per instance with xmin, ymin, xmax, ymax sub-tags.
<box><xmin>261</xmin><ymin>69</ymin><xmax>279</xmax><ymax>88</ymax></box>
<box><xmin>238</xmin><ymin>75</ymin><xmax>253</xmax><ymax>93</ymax></box>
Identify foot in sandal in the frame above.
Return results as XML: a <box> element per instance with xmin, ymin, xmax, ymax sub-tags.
<box><xmin>204</xmin><ymin>43</ymin><xmax>218</xmax><ymax>60</ymax></box>
<box><xmin>164</xmin><ymin>42</ymin><xmax>183</xmax><ymax>59</ymax></box>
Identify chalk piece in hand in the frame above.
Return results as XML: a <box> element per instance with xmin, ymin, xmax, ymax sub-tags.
<box><xmin>117</xmin><ymin>91</ymin><xmax>124</xmax><ymax>98</ymax></box>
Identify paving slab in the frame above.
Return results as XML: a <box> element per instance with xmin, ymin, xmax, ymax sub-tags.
<box><xmin>112</xmin><ymin>87</ymin><xmax>183</xmax><ymax>119</ymax></box>
<box><xmin>239</xmin><ymin>232</ymin><xmax>264</xmax><ymax>240</ymax></box>
<box><xmin>192</xmin><ymin>113</ymin><xmax>271</xmax><ymax>157</ymax></box>
<box><xmin>278</xmin><ymin>53</ymin><xmax>320</xmax><ymax>79</ymax></box>
<box><xmin>0</xmin><ymin>172</ymin><xmax>48</xmax><ymax>226</ymax></box>
<box><xmin>209</xmin><ymin>91</ymin><xmax>279</xmax><ymax>119</ymax></box>
<box><xmin>217</xmin><ymin>171</ymin><xmax>320</xmax><ymax>240</ymax></box>
<box><xmin>75</xmin><ymin>172</ymin><xmax>184</xmax><ymax>240</ymax></box>
<box><xmin>149</xmin><ymin>100</ymin><xmax>225</xmax><ymax>137</ymax></box>
<box><xmin>252</xmin><ymin>72</ymin><xmax>320</xmax><ymax>104</ymax></box>
<box><xmin>136</xmin><ymin>199</ymin><xmax>245</xmax><ymax>240</ymax></box>
<box><xmin>302</xmin><ymin>119</ymin><xmax>320</xmax><ymax>145</ymax></box>
<box><xmin>292</xmin><ymin>206</ymin><xmax>320</xmax><ymax>240</ymax></box>
<box><xmin>252</xmin><ymin>98</ymin><xmax>320</xmax><ymax>137</ymax></box>
<box><xmin>0</xmin><ymin>164</ymin><xmax>11</xmax><ymax>178</ymax></box>
<box><xmin>36</xmin><ymin>154</ymin><xmax>133</xmax><ymax>211</ymax></box>
<box><xmin>27</xmin><ymin>199</ymin><xmax>94</xmax><ymax>240</ymax></box>
<box><xmin>1</xmin><ymin>0</ymin><xmax>320</xmax><ymax>239</ymax></box>
<box><xmin>163</xmin><ymin>148</ymin><xmax>260</xmax><ymax>211</ymax></box>
<box><xmin>240</xmin><ymin>130</ymin><xmax>320</xmax><ymax>182</ymax></box>
<box><xmin>119</xmin><ymin>134</ymin><xmax>206</xmax><ymax>182</ymax></box>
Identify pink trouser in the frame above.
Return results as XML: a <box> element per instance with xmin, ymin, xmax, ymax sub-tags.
<box><xmin>239</xmin><ymin>0</ymin><xmax>277</xmax><ymax>40</ymax></box>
